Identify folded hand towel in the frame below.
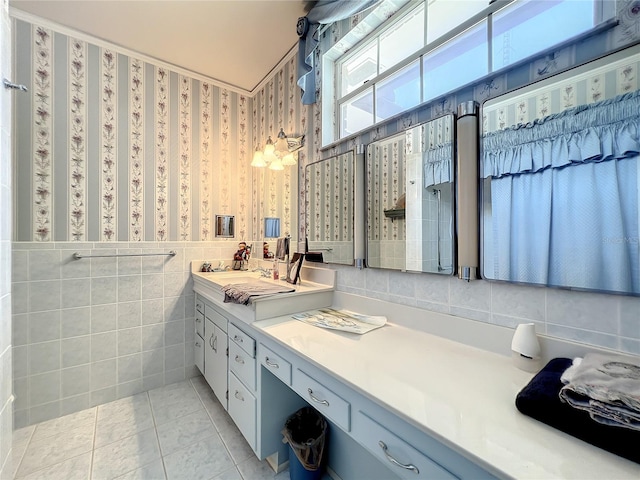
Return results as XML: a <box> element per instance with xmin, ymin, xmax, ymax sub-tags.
<box><xmin>516</xmin><ymin>358</ymin><xmax>640</xmax><ymax>464</ymax></box>
<box><xmin>559</xmin><ymin>353</ymin><xmax>640</xmax><ymax>431</ymax></box>
<box><xmin>560</xmin><ymin>357</ymin><xmax>583</xmax><ymax>384</ymax></box>
<box><xmin>221</xmin><ymin>282</ymin><xmax>295</xmax><ymax>305</ymax></box>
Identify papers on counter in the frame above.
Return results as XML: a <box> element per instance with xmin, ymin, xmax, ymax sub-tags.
<box><xmin>291</xmin><ymin>308</ymin><xmax>387</xmax><ymax>334</ymax></box>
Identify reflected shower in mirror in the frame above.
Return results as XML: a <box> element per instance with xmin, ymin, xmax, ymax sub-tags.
<box><xmin>367</xmin><ymin>115</ymin><xmax>455</xmax><ymax>273</ymax></box>
<box><xmin>481</xmin><ymin>47</ymin><xmax>640</xmax><ymax>295</ymax></box>
<box><xmin>305</xmin><ymin>151</ymin><xmax>355</xmax><ymax>265</ymax></box>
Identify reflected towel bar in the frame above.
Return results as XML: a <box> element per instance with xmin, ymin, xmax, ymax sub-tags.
<box><xmin>72</xmin><ymin>251</ymin><xmax>176</xmax><ymax>260</ymax></box>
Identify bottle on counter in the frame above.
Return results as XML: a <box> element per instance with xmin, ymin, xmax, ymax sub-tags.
<box><xmin>273</xmin><ymin>258</ymin><xmax>279</xmax><ymax>280</ymax></box>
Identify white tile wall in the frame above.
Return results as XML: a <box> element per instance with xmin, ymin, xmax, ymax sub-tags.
<box><xmin>0</xmin><ymin>0</ymin><xmax>12</xmax><ymax>475</ymax></box>
<box><xmin>332</xmin><ymin>264</ymin><xmax>640</xmax><ymax>356</ymax></box>
<box><xmin>11</xmin><ymin>241</ymin><xmax>239</xmax><ymax>428</ymax></box>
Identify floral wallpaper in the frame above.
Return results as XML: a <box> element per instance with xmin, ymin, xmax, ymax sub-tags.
<box><xmin>483</xmin><ymin>51</ymin><xmax>640</xmax><ymax>134</ymax></box>
<box><xmin>14</xmin><ymin>19</ymin><xmax>254</xmax><ymax>243</ymax></box>
<box><xmin>32</xmin><ymin>26</ymin><xmax>52</xmax><ymax>241</ymax></box>
<box><xmin>251</xmin><ymin>55</ymin><xmax>303</xmax><ymax>242</ymax></box>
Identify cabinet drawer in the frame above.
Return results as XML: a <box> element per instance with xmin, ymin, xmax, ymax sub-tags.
<box><xmin>228</xmin><ymin>372</ymin><xmax>256</xmax><ymax>450</ymax></box>
<box><xmin>259</xmin><ymin>343</ymin><xmax>291</xmax><ymax>385</ymax></box>
<box><xmin>353</xmin><ymin>412</ymin><xmax>457</xmax><ymax>480</ymax></box>
<box><xmin>194</xmin><ymin>334</ymin><xmax>204</xmax><ymax>375</ymax></box>
<box><xmin>292</xmin><ymin>369</ymin><xmax>350</xmax><ymax>431</ymax></box>
<box><xmin>195</xmin><ymin>297</ymin><xmax>204</xmax><ymax>314</ymax></box>
<box><xmin>229</xmin><ymin>340</ymin><xmax>256</xmax><ymax>390</ymax></box>
<box><xmin>205</xmin><ymin>306</ymin><xmax>227</xmax><ymax>332</ymax></box>
<box><xmin>228</xmin><ymin>323</ymin><xmax>255</xmax><ymax>357</ymax></box>
<box><xmin>195</xmin><ymin>310</ymin><xmax>205</xmax><ymax>338</ymax></box>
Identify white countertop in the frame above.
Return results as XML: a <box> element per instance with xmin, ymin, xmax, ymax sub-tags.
<box><xmin>191</xmin><ymin>263</ymin><xmax>336</xmax><ymax>323</ymax></box>
<box><xmin>253</xmin><ymin>315</ymin><xmax>640</xmax><ymax>480</ymax></box>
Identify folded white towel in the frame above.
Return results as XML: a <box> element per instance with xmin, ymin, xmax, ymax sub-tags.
<box><xmin>560</xmin><ymin>353</ymin><xmax>640</xmax><ymax>431</ymax></box>
<box><xmin>221</xmin><ymin>282</ymin><xmax>294</xmax><ymax>305</ymax></box>
<box><xmin>560</xmin><ymin>357</ymin><xmax>583</xmax><ymax>384</ymax></box>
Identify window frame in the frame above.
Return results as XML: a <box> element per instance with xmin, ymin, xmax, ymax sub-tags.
<box><xmin>332</xmin><ymin>0</ymin><xmax>612</xmax><ymax>143</ymax></box>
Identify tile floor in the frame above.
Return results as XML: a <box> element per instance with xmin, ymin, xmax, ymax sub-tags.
<box><xmin>6</xmin><ymin>376</ymin><xmax>299</xmax><ymax>480</ymax></box>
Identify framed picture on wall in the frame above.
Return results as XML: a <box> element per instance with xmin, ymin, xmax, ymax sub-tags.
<box><xmin>286</xmin><ymin>253</ymin><xmax>304</xmax><ymax>285</ymax></box>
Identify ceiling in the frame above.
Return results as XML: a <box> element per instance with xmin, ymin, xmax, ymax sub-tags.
<box><xmin>10</xmin><ymin>0</ymin><xmax>309</xmax><ymax>93</ymax></box>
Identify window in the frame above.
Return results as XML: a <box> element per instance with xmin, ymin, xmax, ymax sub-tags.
<box><xmin>423</xmin><ymin>21</ymin><xmax>488</xmax><ymax>102</ymax></box>
<box><xmin>492</xmin><ymin>0</ymin><xmax>596</xmax><ymax>71</ymax></box>
<box><xmin>376</xmin><ymin>60</ymin><xmax>421</xmax><ymax>121</ymax></box>
<box><xmin>332</xmin><ymin>0</ymin><xmax>609</xmax><ymax>143</ymax></box>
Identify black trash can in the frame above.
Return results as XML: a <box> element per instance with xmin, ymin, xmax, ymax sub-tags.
<box><xmin>282</xmin><ymin>407</ymin><xmax>328</xmax><ymax>480</ymax></box>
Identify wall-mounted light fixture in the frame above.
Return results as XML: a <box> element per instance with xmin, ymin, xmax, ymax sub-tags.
<box><xmin>251</xmin><ymin>128</ymin><xmax>305</xmax><ymax>170</ymax></box>
<box><xmin>456</xmin><ymin>101</ymin><xmax>479</xmax><ymax>281</ymax></box>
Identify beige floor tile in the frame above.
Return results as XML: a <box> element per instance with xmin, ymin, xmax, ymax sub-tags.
<box><xmin>19</xmin><ymin>452</ymin><xmax>91</xmax><ymax>480</ymax></box>
<box><xmin>156</xmin><ymin>409</ymin><xmax>216</xmax><ymax>456</ymax></box>
<box><xmin>163</xmin><ymin>435</ymin><xmax>234</xmax><ymax>480</ymax></box>
<box><xmin>92</xmin><ymin>428</ymin><xmax>161</xmax><ymax>480</ymax></box>
<box><xmin>112</xmin><ymin>460</ymin><xmax>166</xmax><ymax>480</ymax></box>
<box><xmin>30</xmin><ymin>408</ymin><xmax>96</xmax><ymax>443</ymax></box>
<box><xmin>16</xmin><ymin>422</ymin><xmax>94</xmax><ymax>477</ymax></box>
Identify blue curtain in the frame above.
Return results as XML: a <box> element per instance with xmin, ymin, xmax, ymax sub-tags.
<box><xmin>482</xmin><ymin>90</ymin><xmax>640</xmax><ymax>294</ymax></box>
<box><xmin>297</xmin><ymin>0</ymin><xmax>380</xmax><ymax>105</ymax></box>
<box><xmin>424</xmin><ymin>142</ymin><xmax>453</xmax><ymax>188</ymax></box>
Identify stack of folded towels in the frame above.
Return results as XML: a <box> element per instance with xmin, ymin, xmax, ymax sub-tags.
<box><xmin>516</xmin><ymin>353</ymin><xmax>640</xmax><ymax>463</ymax></box>
<box><xmin>560</xmin><ymin>354</ymin><xmax>640</xmax><ymax>432</ymax></box>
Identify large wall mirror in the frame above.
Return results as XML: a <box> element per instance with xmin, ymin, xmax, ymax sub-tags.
<box><xmin>305</xmin><ymin>151</ymin><xmax>355</xmax><ymax>265</ymax></box>
<box><xmin>366</xmin><ymin>115</ymin><xmax>455</xmax><ymax>274</ymax></box>
<box><xmin>481</xmin><ymin>46</ymin><xmax>640</xmax><ymax>295</ymax></box>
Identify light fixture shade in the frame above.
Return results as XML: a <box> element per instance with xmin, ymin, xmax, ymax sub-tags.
<box><xmin>264</xmin><ymin>152</ymin><xmax>278</xmax><ymax>165</ymax></box>
<box><xmin>251</xmin><ymin>150</ymin><xmax>266</xmax><ymax>167</ymax></box>
<box><xmin>275</xmin><ymin>132</ymin><xmax>289</xmax><ymax>155</ymax></box>
<box><xmin>264</xmin><ymin>137</ymin><xmax>275</xmax><ymax>156</ymax></box>
<box><xmin>282</xmin><ymin>153</ymin><xmax>296</xmax><ymax>166</ymax></box>
<box><xmin>269</xmin><ymin>157</ymin><xmax>284</xmax><ymax>170</ymax></box>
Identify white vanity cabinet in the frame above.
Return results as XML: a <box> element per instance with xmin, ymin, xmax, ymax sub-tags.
<box><xmin>254</xmin><ymin>329</ymin><xmax>494</xmax><ymax>480</ymax></box>
<box><xmin>196</xmin><ymin>294</ymin><xmax>229</xmax><ymax>409</ymax></box>
<box><xmin>194</xmin><ymin>302</ymin><xmax>205</xmax><ymax>374</ymax></box>
<box><xmin>228</xmin><ymin>323</ymin><xmax>258</xmax><ymax>450</ymax></box>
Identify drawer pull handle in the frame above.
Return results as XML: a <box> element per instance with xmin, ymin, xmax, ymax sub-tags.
<box><xmin>235</xmin><ymin>355</ymin><xmax>245</xmax><ymax>365</ymax></box>
<box><xmin>233</xmin><ymin>335</ymin><xmax>243</xmax><ymax>343</ymax></box>
<box><xmin>234</xmin><ymin>390</ymin><xmax>244</xmax><ymax>401</ymax></box>
<box><xmin>265</xmin><ymin>357</ymin><xmax>279</xmax><ymax>369</ymax></box>
<box><xmin>378</xmin><ymin>441</ymin><xmax>420</xmax><ymax>475</ymax></box>
<box><xmin>196</xmin><ymin>318</ymin><xmax>202</xmax><ymax>323</ymax></box>
<box><xmin>211</xmin><ymin>334</ymin><xmax>217</xmax><ymax>353</ymax></box>
<box><xmin>307</xmin><ymin>388</ymin><xmax>329</xmax><ymax>406</ymax></box>
<box><xmin>195</xmin><ymin>341</ymin><xmax>201</xmax><ymax>347</ymax></box>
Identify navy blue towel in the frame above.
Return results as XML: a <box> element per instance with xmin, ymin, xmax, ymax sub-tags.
<box><xmin>516</xmin><ymin>358</ymin><xmax>640</xmax><ymax>464</ymax></box>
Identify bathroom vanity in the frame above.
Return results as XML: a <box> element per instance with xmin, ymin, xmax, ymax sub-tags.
<box><xmin>192</xmin><ymin>265</ymin><xmax>640</xmax><ymax>480</ymax></box>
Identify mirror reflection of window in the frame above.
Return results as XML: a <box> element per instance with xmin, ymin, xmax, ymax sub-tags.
<box><xmin>264</xmin><ymin>217</ymin><xmax>280</xmax><ymax>238</ymax></box>
<box><xmin>215</xmin><ymin>215</ymin><xmax>235</xmax><ymax>238</ymax></box>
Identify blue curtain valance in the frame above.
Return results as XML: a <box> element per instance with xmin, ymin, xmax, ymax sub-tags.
<box><xmin>424</xmin><ymin>143</ymin><xmax>453</xmax><ymax>188</ymax></box>
<box><xmin>482</xmin><ymin>90</ymin><xmax>640</xmax><ymax>179</ymax></box>
<box><xmin>297</xmin><ymin>0</ymin><xmax>380</xmax><ymax>105</ymax></box>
